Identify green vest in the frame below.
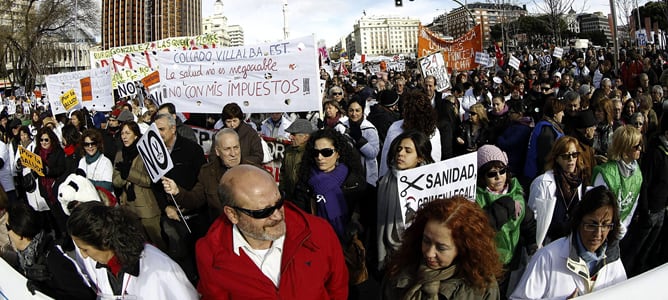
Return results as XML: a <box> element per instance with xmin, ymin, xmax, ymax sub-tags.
<box><xmin>591</xmin><ymin>161</ymin><xmax>642</xmax><ymax>223</ymax></box>
<box><xmin>476</xmin><ymin>177</ymin><xmax>525</xmax><ymax>265</ymax></box>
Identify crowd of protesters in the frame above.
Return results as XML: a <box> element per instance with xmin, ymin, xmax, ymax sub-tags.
<box><xmin>0</xmin><ymin>43</ymin><xmax>667</xmax><ymax>299</ymax></box>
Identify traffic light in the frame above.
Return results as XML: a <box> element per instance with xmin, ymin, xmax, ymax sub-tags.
<box><xmin>395</xmin><ymin>0</ymin><xmax>402</xmax><ymax>6</ymax></box>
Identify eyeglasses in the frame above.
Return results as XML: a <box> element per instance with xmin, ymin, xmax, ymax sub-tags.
<box><xmin>312</xmin><ymin>148</ymin><xmax>336</xmax><ymax>158</ymax></box>
<box><xmin>232</xmin><ymin>196</ymin><xmax>285</xmax><ymax>219</ymax></box>
<box><xmin>84</xmin><ymin>142</ymin><xmax>97</xmax><ymax>148</ymax></box>
<box><xmin>559</xmin><ymin>152</ymin><xmax>580</xmax><ymax>160</ymax></box>
<box><xmin>40</xmin><ymin>138</ymin><xmax>50</xmax><ymax>142</ymax></box>
<box><xmin>469</xmin><ymin>112</ymin><xmax>478</xmax><ymax>116</ymax></box>
<box><xmin>632</xmin><ymin>143</ymin><xmax>642</xmax><ymax>151</ymax></box>
<box><xmin>486</xmin><ymin>167</ymin><xmax>507</xmax><ymax>178</ymax></box>
<box><xmin>583</xmin><ymin>223</ymin><xmax>614</xmax><ymax>232</ymax></box>
<box><xmin>632</xmin><ymin>122</ymin><xmax>644</xmax><ymax>126</ymax></box>
<box><xmin>332</xmin><ymin>92</ymin><xmax>343</xmax><ymax>96</ymax></box>
<box><xmin>542</xmin><ymin>87</ymin><xmax>551</xmax><ymax>91</ymax></box>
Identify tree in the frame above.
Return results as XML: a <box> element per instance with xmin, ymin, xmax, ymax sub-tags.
<box><xmin>0</xmin><ymin>0</ymin><xmax>99</xmax><ymax>93</ymax></box>
<box><xmin>615</xmin><ymin>0</ymin><xmax>634</xmax><ymax>27</ymax></box>
<box><xmin>533</xmin><ymin>0</ymin><xmax>582</xmax><ymax>45</ymax></box>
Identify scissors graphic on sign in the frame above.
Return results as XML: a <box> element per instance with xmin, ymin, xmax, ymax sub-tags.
<box><xmin>400</xmin><ymin>174</ymin><xmax>424</xmax><ymax>197</ymax></box>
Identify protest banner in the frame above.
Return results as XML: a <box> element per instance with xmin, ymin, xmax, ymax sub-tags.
<box><xmin>509</xmin><ymin>55</ymin><xmax>521</xmax><ymax>71</ymax></box>
<box><xmin>368</xmin><ymin>63</ymin><xmax>381</xmax><ymax>75</ymax></box>
<box><xmin>19</xmin><ymin>146</ymin><xmax>44</xmax><ymax>177</ymax></box>
<box><xmin>552</xmin><ymin>47</ymin><xmax>564</xmax><ymax>59</ymax></box>
<box><xmin>154</xmin><ymin>35</ymin><xmax>320</xmax><ymax>113</ymax></box>
<box><xmin>418</xmin><ymin>24</ymin><xmax>483</xmax><ymax>71</ymax></box>
<box><xmin>137</xmin><ymin>123</ymin><xmax>173</xmax><ymax>183</ymax></box>
<box><xmin>419</xmin><ymin>51</ymin><xmax>450</xmax><ymax>91</ymax></box>
<box><xmin>90</xmin><ymin>33</ymin><xmax>220</xmax><ymax>88</ymax></box>
<box><xmin>387</xmin><ymin>61</ymin><xmax>406</xmax><ymax>72</ymax></box>
<box><xmin>397</xmin><ymin>152</ymin><xmax>477</xmax><ymax>226</ymax></box>
<box><xmin>260</xmin><ymin>135</ymin><xmax>291</xmax><ymax>184</ymax></box>
<box><xmin>0</xmin><ymin>258</ymin><xmax>52</xmax><ymax>299</ymax></box>
<box><xmin>59</xmin><ymin>89</ymin><xmax>79</xmax><ymax>111</ymax></box>
<box><xmin>45</xmin><ymin>66</ymin><xmax>114</xmax><ymax>113</ymax></box>
<box><xmin>475</xmin><ymin>52</ymin><xmax>490</xmax><ymax>66</ymax></box>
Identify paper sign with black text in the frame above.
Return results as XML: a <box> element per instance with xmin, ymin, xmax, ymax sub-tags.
<box><xmin>508</xmin><ymin>55</ymin><xmax>521</xmax><ymax>71</ymax></box>
<box><xmin>45</xmin><ymin>66</ymin><xmax>114</xmax><ymax>112</ymax></box>
<box><xmin>137</xmin><ymin>123</ymin><xmax>173</xmax><ymax>183</ymax></box>
<box><xmin>475</xmin><ymin>52</ymin><xmax>490</xmax><ymax>66</ymax></box>
<box><xmin>18</xmin><ymin>146</ymin><xmax>44</xmax><ymax>177</ymax></box>
<box><xmin>419</xmin><ymin>51</ymin><xmax>451</xmax><ymax>92</ymax></box>
<box><xmin>59</xmin><ymin>89</ymin><xmax>79</xmax><ymax>111</ymax></box>
<box><xmin>552</xmin><ymin>47</ymin><xmax>564</xmax><ymax>59</ymax></box>
<box><xmin>397</xmin><ymin>152</ymin><xmax>478</xmax><ymax>227</ymax></box>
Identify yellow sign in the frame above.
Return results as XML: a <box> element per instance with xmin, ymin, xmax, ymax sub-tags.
<box><xmin>18</xmin><ymin>146</ymin><xmax>44</xmax><ymax>177</ymax></box>
<box><xmin>60</xmin><ymin>89</ymin><xmax>79</xmax><ymax>111</ymax></box>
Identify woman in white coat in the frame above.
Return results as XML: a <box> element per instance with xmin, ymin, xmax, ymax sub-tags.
<box><xmin>68</xmin><ymin>201</ymin><xmax>197</xmax><ymax>299</ymax></box>
<box><xmin>529</xmin><ymin>136</ymin><xmax>590</xmax><ymax>248</ymax></box>
<box><xmin>511</xmin><ymin>186</ymin><xmax>627</xmax><ymax>299</ymax></box>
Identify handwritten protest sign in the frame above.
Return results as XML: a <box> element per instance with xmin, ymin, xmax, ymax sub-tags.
<box><xmin>397</xmin><ymin>152</ymin><xmax>477</xmax><ymax>226</ymax></box>
<box><xmin>45</xmin><ymin>66</ymin><xmax>114</xmax><ymax>113</ymax></box>
<box><xmin>154</xmin><ymin>35</ymin><xmax>320</xmax><ymax>113</ymax></box>
<box><xmin>59</xmin><ymin>89</ymin><xmax>79</xmax><ymax>111</ymax></box>
<box><xmin>419</xmin><ymin>51</ymin><xmax>450</xmax><ymax>91</ymax></box>
<box><xmin>116</xmin><ymin>81</ymin><xmax>139</xmax><ymax>98</ymax></box>
<box><xmin>18</xmin><ymin>146</ymin><xmax>44</xmax><ymax>177</ymax></box>
<box><xmin>418</xmin><ymin>24</ymin><xmax>483</xmax><ymax>71</ymax></box>
<box><xmin>90</xmin><ymin>34</ymin><xmax>220</xmax><ymax>88</ymax></box>
<box><xmin>552</xmin><ymin>47</ymin><xmax>564</xmax><ymax>59</ymax></box>
<box><xmin>137</xmin><ymin>123</ymin><xmax>173</xmax><ymax>183</ymax></box>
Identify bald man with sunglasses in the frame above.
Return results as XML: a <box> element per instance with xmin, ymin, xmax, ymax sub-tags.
<box><xmin>196</xmin><ymin>165</ymin><xmax>349</xmax><ymax>299</ymax></box>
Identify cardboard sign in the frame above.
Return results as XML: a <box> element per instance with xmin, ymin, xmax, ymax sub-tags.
<box><xmin>137</xmin><ymin>123</ymin><xmax>173</xmax><ymax>183</ymax></box>
<box><xmin>419</xmin><ymin>51</ymin><xmax>451</xmax><ymax>92</ymax></box>
<box><xmin>59</xmin><ymin>89</ymin><xmax>79</xmax><ymax>111</ymax></box>
<box><xmin>397</xmin><ymin>152</ymin><xmax>477</xmax><ymax>226</ymax></box>
<box><xmin>155</xmin><ymin>35</ymin><xmax>321</xmax><ymax>113</ymax></box>
<box><xmin>18</xmin><ymin>146</ymin><xmax>44</xmax><ymax>177</ymax></box>
<box><xmin>418</xmin><ymin>24</ymin><xmax>483</xmax><ymax>71</ymax></box>
<box><xmin>475</xmin><ymin>52</ymin><xmax>490</xmax><ymax>66</ymax></box>
<box><xmin>552</xmin><ymin>47</ymin><xmax>564</xmax><ymax>59</ymax></box>
<box><xmin>508</xmin><ymin>55</ymin><xmax>521</xmax><ymax>70</ymax></box>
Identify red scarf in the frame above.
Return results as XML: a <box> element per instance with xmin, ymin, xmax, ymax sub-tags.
<box><xmin>64</xmin><ymin>144</ymin><xmax>76</xmax><ymax>156</ymax></box>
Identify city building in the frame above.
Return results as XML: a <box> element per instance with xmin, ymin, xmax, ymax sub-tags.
<box><xmin>102</xmin><ymin>0</ymin><xmax>202</xmax><ymax>49</ymax></box>
<box><xmin>202</xmin><ymin>0</ymin><xmax>246</xmax><ymax>47</ymax></box>
<box><xmin>227</xmin><ymin>24</ymin><xmax>245</xmax><ymax>47</ymax></box>
<box><xmin>427</xmin><ymin>13</ymin><xmax>450</xmax><ymax>38</ymax></box>
<box><xmin>345</xmin><ymin>32</ymin><xmax>356</xmax><ymax>58</ymax></box>
<box><xmin>566</xmin><ymin>7</ymin><xmax>580</xmax><ymax>35</ymax></box>
<box><xmin>352</xmin><ymin>16</ymin><xmax>420</xmax><ymax>56</ymax></box>
<box><xmin>447</xmin><ymin>2</ymin><xmax>527</xmax><ymax>43</ymax></box>
<box><xmin>578</xmin><ymin>12</ymin><xmax>612</xmax><ymax>45</ymax></box>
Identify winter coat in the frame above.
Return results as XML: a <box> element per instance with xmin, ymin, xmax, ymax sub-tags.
<box><xmin>196</xmin><ymin>202</ymin><xmax>349</xmax><ymax>300</ymax></box>
<box><xmin>209</xmin><ymin>122</ymin><xmax>264</xmax><ymax>165</ymax></box>
<box><xmin>174</xmin><ymin>155</ymin><xmax>230</xmax><ymax>222</ymax></box>
<box><xmin>342</xmin><ymin>118</ymin><xmax>380</xmax><ymax>186</ymax></box>
<box><xmin>497</xmin><ymin>121</ymin><xmax>532</xmax><ymax>178</ymax></box>
<box><xmin>113</xmin><ymin>152</ymin><xmax>161</xmax><ymax>219</ymax></box>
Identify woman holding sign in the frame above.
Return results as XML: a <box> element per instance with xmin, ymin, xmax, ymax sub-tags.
<box><xmin>377</xmin><ymin>130</ymin><xmax>434</xmax><ymax>272</ymax></box>
<box><xmin>112</xmin><ymin>121</ymin><xmax>165</xmax><ymax>250</ymax></box>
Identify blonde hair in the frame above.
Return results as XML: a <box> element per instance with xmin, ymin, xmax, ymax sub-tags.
<box><xmin>608</xmin><ymin>125</ymin><xmax>642</xmax><ymax>161</ymax></box>
<box><xmin>469</xmin><ymin>103</ymin><xmax>489</xmax><ymax>125</ymax></box>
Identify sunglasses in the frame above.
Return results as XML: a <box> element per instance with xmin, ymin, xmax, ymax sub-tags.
<box><xmin>633</xmin><ymin>122</ymin><xmax>644</xmax><ymax>126</ymax></box>
<box><xmin>559</xmin><ymin>152</ymin><xmax>580</xmax><ymax>160</ymax></box>
<box><xmin>40</xmin><ymin>138</ymin><xmax>50</xmax><ymax>142</ymax></box>
<box><xmin>486</xmin><ymin>167</ymin><xmax>507</xmax><ymax>178</ymax></box>
<box><xmin>312</xmin><ymin>148</ymin><xmax>336</xmax><ymax>158</ymax></box>
<box><xmin>633</xmin><ymin>143</ymin><xmax>642</xmax><ymax>151</ymax></box>
<box><xmin>332</xmin><ymin>92</ymin><xmax>343</xmax><ymax>96</ymax></box>
<box><xmin>542</xmin><ymin>87</ymin><xmax>551</xmax><ymax>91</ymax></box>
<box><xmin>469</xmin><ymin>112</ymin><xmax>478</xmax><ymax>116</ymax></box>
<box><xmin>232</xmin><ymin>196</ymin><xmax>285</xmax><ymax>219</ymax></box>
<box><xmin>84</xmin><ymin>142</ymin><xmax>97</xmax><ymax>147</ymax></box>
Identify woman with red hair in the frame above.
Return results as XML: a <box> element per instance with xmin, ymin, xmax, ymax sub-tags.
<box><xmin>382</xmin><ymin>196</ymin><xmax>503</xmax><ymax>299</ymax></box>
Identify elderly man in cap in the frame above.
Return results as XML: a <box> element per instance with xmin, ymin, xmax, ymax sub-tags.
<box><xmin>196</xmin><ymin>165</ymin><xmax>348</xmax><ymax>299</ymax></box>
<box><xmin>279</xmin><ymin>119</ymin><xmax>316</xmax><ymax>201</ymax></box>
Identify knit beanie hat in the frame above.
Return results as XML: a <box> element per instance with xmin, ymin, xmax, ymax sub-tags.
<box><xmin>477</xmin><ymin>145</ymin><xmax>508</xmax><ymax>169</ymax></box>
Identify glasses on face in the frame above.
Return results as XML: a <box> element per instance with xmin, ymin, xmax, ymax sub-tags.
<box><xmin>84</xmin><ymin>141</ymin><xmax>97</xmax><ymax>148</ymax></box>
<box><xmin>469</xmin><ymin>112</ymin><xmax>478</xmax><ymax>116</ymax></box>
<box><xmin>332</xmin><ymin>92</ymin><xmax>343</xmax><ymax>96</ymax></box>
<box><xmin>232</xmin><ymin>195</ymin><xmax>284</xmax><ymax>219</ymax></box>
<box><xmin>632</xmin><ymin>143</ymin><xmax>642</xmax><ymax>151</ymax></box>
<box><xmin>559</xmin><ymin>152</ymin><xmax>580</xmax><ymax>160</ymax></box>
<box><xmin>633</xmin><ymin>122</ymin><xmax>643</xmax><ymax>127</ymax></box>
<box><xmin>542</xmin><ymin>87</ymin><xmax>551</xmax><ymax>91</ymax></box>
<box><xmin>312</xmin><ymin>148</ymin><xmax>336</xmax><ymax>158</ymax></box>
<box><xmin>486</xmin><ymin>167</ymin><xmax>507</xmax><ymax>178</ymax></box>
<box><xmin>583</xmin><ymin>223</ymin><xmax>614</xmax><ymax>232</ymax></box>
<box><xmin>40</xmin><ymin>138</ymin><xmax>50</xmax><ymax>143</ymax></box>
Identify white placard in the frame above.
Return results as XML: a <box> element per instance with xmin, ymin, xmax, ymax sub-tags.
<box><xmin>397</xmin><ymin>152</ymin><xmax>478</xmax><ymax>226</ymax></box>
<box><xmin>155</xmin><ymin>35</ymin><xmax>321</xmax><ymax>114</ymax></box>
<box><xmin>475</xmin><ymin>52</ymin><xmax>490</xmax><ymax>66</ymax></box>
<box><xmin>137</xmin><ymin>123</ymin><xmax>174</xmax><ymax>183</ymax></box>
<box><xmin>509</xmin><ymin>55</ymin><xmax>521</xmax><ymax>71</ymax></box>
<box><xmin>419</xmin><ymin>51</ymin><xmax>451</xmax><ymax>92</ymax></box>
<box><xmin>553</xmin><ymin>47</ymin><xmax>564</xmax><ymax>59</ymax></box>
<box><xmin>45</xmin><ymin>66</ymin><xmax>114</xmax><ymax>113</ymax></box>
<box><xmin>116</xmin><ymin>81</ymin><xmax>139</xmax><ymax>98</ymax></box>
<box><xmin>574</xmin><ymin>39</ymin><xmax>589</xmax><ymax>49</ymax></box>
<box><xmin>0</xmin><ymin>258</ymin><xmax>52</xmax><ymax>299</ymax></box>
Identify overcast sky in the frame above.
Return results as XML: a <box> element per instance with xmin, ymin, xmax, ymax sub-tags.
<box><xmin>203</xmin><ymin>0</ymin><xmax>632</xmax><ymax>46</ymax></box>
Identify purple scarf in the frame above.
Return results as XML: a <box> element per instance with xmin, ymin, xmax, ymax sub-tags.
<box><xmin>308</xmin><ymin>164</ymin><xmax>349</xmax><ymax>238</ymax></box>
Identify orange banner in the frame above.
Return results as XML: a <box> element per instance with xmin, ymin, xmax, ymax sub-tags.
<box><xmin>80</xmin><ymin>77</ymin><xmax>92</xmax><ymax>101</ymax></box>
<box><xmin>418</xmin><ymin>24</ymin><xmax>483</xmax><ymax>71</ymax></box>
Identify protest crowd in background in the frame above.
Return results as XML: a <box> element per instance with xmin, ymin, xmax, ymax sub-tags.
<box><xmin>2</xmin><ymin>39</ymin><xmax>668</xmax><ymax>299</ymax></box>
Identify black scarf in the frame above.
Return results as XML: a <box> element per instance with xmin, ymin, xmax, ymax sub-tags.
<box><xmin>122</xmin><ymin>139</ymin><xmax>140</xmax><ymax>163</ymax></box>
<box><xmin>554</xmin><ymin>166</ymin><xmax>582</xmax><ymax>210</ymax></box>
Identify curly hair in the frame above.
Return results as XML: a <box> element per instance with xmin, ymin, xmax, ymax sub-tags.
<box><xmin>35</xmin><ymin>127</ymin><xmax>62</xmax><ymax>153</ymax></box>
<box><xmin>82</xmin><ymin>128</ymin><xmax>104</xmax><ymax>153</ymax></box>
<box><xmin>386</xmin><ymin>130</ymin><xmax>434</xmax><ymax>168</ymax></box>
<box><xmin>386</xmin><ymin>196</ymin><xmax>503</xmax><ymax>290</ymax></box>
<box><xmin>297</xmin><ymin>128</ymin><xmax>363</xmax><ymax>179</ymax></box>
<box><xmin>67</xmin><ymin>201</ymin><xmax>146</xmax><ymax>267</ymax></box>
<box><xmin>401</xmin><ymin>91</ymin><xmax>437</xmax><ymax>137</ymax></box>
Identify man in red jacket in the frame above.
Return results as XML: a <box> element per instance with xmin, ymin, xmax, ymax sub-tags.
<box><xmin>196</xmin><ymin>165</ymin><xmax>349</xmax><ymax>299</ymax></box>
